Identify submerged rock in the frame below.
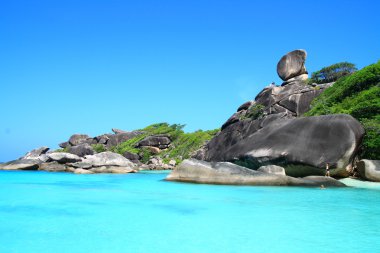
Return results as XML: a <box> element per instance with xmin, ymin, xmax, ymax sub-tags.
<box><xmin>357</xmin><ymin>160</ymin><xmax>380</xmax><ymax>182</ymax></box>
<box><xmin>167</xmin><ymin>159</ymin><xmax>345</xmax><ymax>187</ymax></box>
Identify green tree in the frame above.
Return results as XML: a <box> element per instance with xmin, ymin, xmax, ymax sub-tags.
<box><xmin>310</xmin><ymin>62</ymin><xmax>357</xmax><ymax>84</ymax></box>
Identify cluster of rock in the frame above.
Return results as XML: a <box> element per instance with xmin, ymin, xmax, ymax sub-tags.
<box><xmin>0</xmin><ymin>128</ymin><xmax>178</xmax><ymax>174</ymax></box>
<box><xmin>0</xmin><ymin>147</ymin><xmax>138</xmax><ymax>174</ymax></box>
<box><xmin>173</xmin><ymin>49</ymin><xmax>370</xmax><ymax>185</ymax></box>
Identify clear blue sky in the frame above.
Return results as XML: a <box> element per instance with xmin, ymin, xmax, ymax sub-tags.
<box><xmin>1</xmin><ymin>0</ymin><xmax>379</xmax><ymax>161</ymax></box>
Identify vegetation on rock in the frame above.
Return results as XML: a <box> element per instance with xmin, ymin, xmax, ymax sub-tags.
<box><xmin>309</xmin><ymin>62</ymin><xmax>357</xmax><ymax>84</ymax></box>
<box><xmin>305</xmin><ymin>61</ymin><xmax>380</xmax><ymax>159</ymax></box>
<box><xmin>111</xmin><ymin>123</ymin><xmax>219</xmax><ymax>164</ymax></box>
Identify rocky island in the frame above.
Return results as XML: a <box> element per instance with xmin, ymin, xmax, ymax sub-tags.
<box><xmin>1</xmin><ymin>49</ymin><xmax>379</xmax><ymax>186</ymax></box>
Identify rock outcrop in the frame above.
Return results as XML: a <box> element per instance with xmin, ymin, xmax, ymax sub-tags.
<box><xmin>21</xmin><ymin>146</ymin><xmax>50</xmax><ymax>161</ymax></box>
<box><xmin>257</xmin><ymin>165</ymin><xmax>286</xmax><ymax>176</ymax></box>
<box><xmin>204</xmin><ymin>114</ymin><xmax>364</xmax><ymax>177</ymax></box>
<box><xmin>194</xmin><ymin>49</ymin><xmax>365</xmax><ymax>178</ymax></box>
<box><xmin>137</xmin><ymin>135</ymin><xmax>171</xmax><ymax>149</ymax></box>
<box><xmin>68</xmin><ymin>143</ymin><xmax>95</xmax><ymax>157</ymax></box>
<box><xmin>166</xmin><ymin>159</ymin><xmax>345</xmax><ymax>187</ymax></box>
<box><xmin>277</xmin><ymin>49</ymin><xmax>308</xmax><ymax>82</ymax></box>
<box><xmin>48</xmin><ymin>152</ymin><xmax>82</xmax><ymax>164</ymax></box>
<box><xmin>357</xmin><ymin>160</ymin><xmax>380</xmax><ymax>182</ymax></box>
<box><xmin>1</xmin><ymin>159</ymin><xmax>40</xmax><ymax>170</ymax></box>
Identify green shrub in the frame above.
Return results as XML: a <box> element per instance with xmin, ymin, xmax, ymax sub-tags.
<box><xmin>306</xmin><ymin>60</ymin><xmax>380</xmax><ymax>159</ymax></box>
<box><xmin>92</xmin><ymin>144</ymin><xmax>107</xmax><ymax>153</ymax></box>
<box><xmin>244</xmin><ymin>104</ymin><xmax>265</xmax><ymax>120</ymax></box>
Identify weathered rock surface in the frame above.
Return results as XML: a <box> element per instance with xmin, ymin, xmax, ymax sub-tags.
<box><xmin>258</xmin><ymin>165</ymin><xmax>286</xmax><ymax>176</ymax></box>
<box><xmin>204</xmin><ymin>114</ymin><xmax>364</xmax><ymax>177</ymax></box>
<box><xmin>83</xmin><ymin>152</ymin><xmax>135</xmax><ymax>167</ymax></box>
<box><xmin>48</xmin><ymin>152</ymin><xmax>82</xmax><ymax>164</ymax></box>
<box><xmin>112</xmin><ymin>128</ymin><xmax>127</xmax><ymax>134</ymax></box>
<box><xmin>166</xmin><ymin>159</ymin><xmax>345</xmax><ymax>187</ymax></box>
<box><xmin>39</xmin><ymin>162</ymin><xmax>67</xmax><ymax>172</ymax></box>
<box><xmin>277</xmin><ymin>49</ymin><xmax>308</xmax><ymax>81</ymax></box>
<box><xmin>69</xmin><ymin>134</ymin><xmax>90</xmax><ymax>146</ymax></box>
<box><xmin>89</xmin><ymin>166</ymin><xmax>136</xmax><ymax>174</ymax></box>
<box><xmin>69</xmin><ymin>162</ymin><xmax>93</xmax><ymax>169</ymax></box>
<box><xmin>1</xmin><ymin>159</ymin><xmax>40</xmax><ymax>170</ymax></box>
<box><xmin>146</xmin><ymin>156</ymin><xmax>174</xmax><ymax>170</ymax></box>
<box><xmin>21</xmin><ymin>147</ymin><xmax>50</xmax><ymax>160</ymax></box>
<box><xmin>137</xmin><ymin>135</ymin><xmax>171</xmax><ymax>149</ymax></box>
<box><xmin>74</xmin><ymin>168</ymin><xmax>94</xmax><ymax>174</ymax></box>
<box><xmin>59</xmin><ymin>142</ymin><xmax>70</xmax><ymax>148</ymax></box>
<box><xmin>357</xmin><ymin>160</ymin><xmax>380</xmax><ymax>182</ymax></box>
<box><xmin>95</xmin><ymin>134</ymin><xmax>109</xmax><ymax>145</ymax></box>
<box><xmin>106</xmin><ymin>132</ymin><xmax>143</xmax><ymax>147</ymax></box>
<box><xmin>68</xmin><ymin>143</ymin><xmax>95</xmax><ymax>157</ymax></box>
<box><xmin>122</xmin><ymin>151</ymin><xmax>140</xmax><ymax>162</ymax></box>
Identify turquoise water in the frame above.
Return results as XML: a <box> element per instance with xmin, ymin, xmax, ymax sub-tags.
<box><xmin>1</xmin><ymin>171</ymin><xmax>380</xmax><ymax>253</ymax></box>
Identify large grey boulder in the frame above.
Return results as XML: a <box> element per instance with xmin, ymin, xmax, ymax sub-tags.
<box><xmin>89</xmin><ymin>166</ymin><xmax>136</xmax><ymax>174</ymax></box>
<box><xmin>258</xmin><ymin>165</ymin><xmax>286</xmax><ymax>176</ymax></box>
<box><xmin>95</xmin><ymin>134</ymin><xmax>110</xmax><ymax>145</ymax></box>
<box><xmin>137</xmin><ymin>135</ymin><xmax>171</xmax><ymax>149</ymax></box>
<box><xmin>83</xmin><ymin>152</ymin><xmax>135</xmax><ymax>167</ymax></box>
<box><xmin>166</xmin><ymin>159</ymin><xmax>345</xmax><ymax>187</ymax></box>
<box><xmin>38</xmin><ymin>162</ymin><xmax>67</xmax><ymax>172</ymax></box>
<box><xmin>21</xmin><ymin>147</ymin><xmax>50</xmax><ymax>160</ymax></box>
<box><xmin>277</xmin><ymin>49</ymin><xmax>308</xmax><ymax>81</ymax></box>
<box><xmin>48</xmin><ymin>152</ymin><xmax>82</xmax><ymax>164</ymax></box>
<box><xmin>122</xmin><ymin>151</ymin><xmax>140</xmax><ymax>162</ymax></box>
<box><xmin>68</xmin><ymin>134</ymin><xmax>91</xmax><ymax>146</ymax></box>
<box><xmin>204</xmin><ymin>114</ymin><xmax>364</xmax><ymax>177</ymax></box>
<box><xmin>1</xmin><ymin>159</ymin><xmax>40</xmax><ymax>170</ymax></box>
<box><xmin>68</xmin><ymin>143</ymin><xmax>95</xmax><ymax>157</ymax></box>
<box><xmin>106</xmin><ymin>131</ymin><xmax>143</xmax><ymax>148</ymax></box>
<box><xmin>357</xmin><ymin>160</ymin><xmax>380</xmax><ymax>182</ymax></box>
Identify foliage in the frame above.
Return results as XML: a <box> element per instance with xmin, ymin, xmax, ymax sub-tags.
<box><xmin>310</xmin><ymin>62</ymin><xmax>357</xmax><ymax>84</ymax></box>
<box><xmin>54</xmin><ymin>148</ymin><xmax>68</xmax><ymax>153</ymax></box>
<box><xmin>244</xmin><ymin>104</ymin><xmax>265</xmax><ymax>120</ymax></box>
<box><xmin>92</xmin><ymin>144</ymin><xmax>107</xmax><ymax>153</ymax></box>
<box><xmin>306</xmin><ymin>61</ymin><xmax>380</xmax><ymax>159</ymax></box>
<box><xmin>159</xmin><ymin>129</ymin><xmax>219</xmax><ymax>164</ymax></box>
<box><xmin>111</xmin><ymin>122</ymin><xmax>219</xmax><ymax>164</ymax></box>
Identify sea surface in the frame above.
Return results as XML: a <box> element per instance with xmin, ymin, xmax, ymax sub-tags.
<box><xmin>1</xmin><ymin>170</ymin><xmax>380</xmax><ymax>253</ymax></box>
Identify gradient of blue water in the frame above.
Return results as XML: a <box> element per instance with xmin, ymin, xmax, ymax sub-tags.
<box><xmin>1</xmin><ymin>170</ymin><xmax>380</xmax><ymax>253</ymax></box>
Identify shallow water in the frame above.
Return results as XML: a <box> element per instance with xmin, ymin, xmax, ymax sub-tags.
<box><xmin>1</xmin><ymin>170</ymin><xmax>379</xmax><ymax>253</ymax></box>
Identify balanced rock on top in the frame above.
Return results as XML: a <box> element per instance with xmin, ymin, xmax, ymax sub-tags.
<box><xmin>277</xmin><ymin>49</ymin><xmax>308</xmax><ymax>81</ymax></box>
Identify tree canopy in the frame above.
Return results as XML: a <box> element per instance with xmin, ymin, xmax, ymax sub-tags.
<box><xmin>310</xmin><ymin>62</ymin><xmax>357</xmax><ymax>84</ymax></box>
